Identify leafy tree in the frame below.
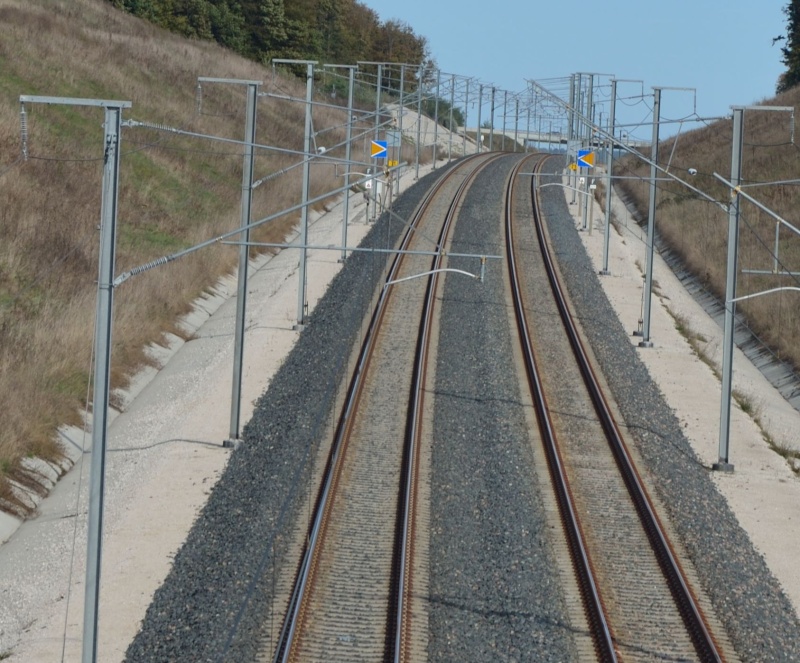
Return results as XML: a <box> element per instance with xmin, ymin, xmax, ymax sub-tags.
<box><xmin>166</xmin><ymin>5</ymin><xmax>212</xmax><ymax>41</ymax></box>
<box><xmin>258</xmin><ymin>0</ymin><xmax>288</xmax><ymax>61</ymax></box>
<box><xmin>111</xmin><ymin>0</ymin><xmax>247</xmax><ymax>53</ymax></box>
<box><xmin>450</xmin><ymin>106</ymin><xmax>465</xmax><ymax>129</ymax></box>
<box><xmin>338</xmin><ymin>0</ymin><xmax>379</xmax><ymax>64</ymax></box>
<box><xmin>371</xmin><ymin>19</ymin><xmax>428</xmax><ymax>82</ymax></box>
<box><xmin>284</xmin><ymin>14</ymin><xmax>323</xmax><ymax>61</ymax></box>
<box><xmin>420</xmin><ymin>97</ymin><xmax>464</xmax><ymax>130</ymax></box>
<box><xmin>206</xmin><ymin>0</ymin><xmax>247</xmax><ymax>53</ymax></box>
<box><xmin>315</xmin><ymin>0</ymin><xmax>344</xmax><ymax>61</ymax></box>
<box><xmin>108</xmin><ymin>0</ymin><xmax>433</xmax><ymax>85</ymax></box>
<box><xmin>110</xmin><ymin>0</ymin><xmax>162</xmax><ymax>21</ymax></box>
<box><xmin>777</xmin><ymin>0</ymin><xmax>800</xmax><ymax>92</ymax></box>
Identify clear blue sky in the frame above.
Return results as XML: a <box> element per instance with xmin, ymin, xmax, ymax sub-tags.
<box><xmin>363</xmin><ymin>0</ymin><xmax>789</xmax><ymax>139</ymax></box>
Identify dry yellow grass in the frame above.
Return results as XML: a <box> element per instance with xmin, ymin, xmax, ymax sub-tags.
<box><xmin>615</xmin><ymin>86</ymin><xmax>800</xmax><ymax>374</ymax></box>
<box><xmin>0</xmin><ymin>0</ymin><xmax>420</xmax><ymax>515</ymax></box>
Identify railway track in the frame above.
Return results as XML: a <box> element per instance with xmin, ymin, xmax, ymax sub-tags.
<box><xmin>258</xmin><ymin>152</ymin><xmax>730</xmax><ymax>662</ymax></box>
<box><xmin>124</xmin><ymin>151</ymin><xmax>800</xmax><ymax>662</ymax></box>
<box><xmin>506</xmin><ymin>154</ymin><xmax>728</xmax><ymax>662</ymax></box>
<box><xmin>265</xmin><ymin>153</ymin><xmax>503</xmax><ymax>662</ymax></box>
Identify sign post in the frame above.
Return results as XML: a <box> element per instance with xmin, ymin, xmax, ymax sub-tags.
<box><xmin>21</xmin><ymin>93</ymin><xmax>131</xmax><ymax>663</ymax></box>
<box><xmin>371</xmin><ymin>139</ymin><xmax>387</xmax><ymax>158</ymax></box>
<box><xmin>370</xmin><ymin>140</ymin><xmax>387</xmax><ymax>219</ymax></box>
<box><xmin>577</xmin><ymin>149</ymin><xmax>594</xmax><ymax>229</ymax></box>
<box><xmin>577</xmin><ymin>149</ymin><xmax>595</xmax><ymax>168</ymax></box>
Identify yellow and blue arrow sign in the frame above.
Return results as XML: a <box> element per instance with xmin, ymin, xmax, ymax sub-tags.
<box><xmin>371</xmin><ymin>140</ymin><xmax>388</xmax><ymax>159</ymax></box>
<box><xmin>577</xmin><ymin>149</ymin><xmax>595</xmax><ymax>168</ymax></box>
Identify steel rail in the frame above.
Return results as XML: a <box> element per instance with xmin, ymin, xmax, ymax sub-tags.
<box><xmin>506</xmin><ymin>155</ymin><xmax>618</xmax><ymax>662</ymax></box>
<box><xmin>392</xmin><ymin>154</ymin><xmax>504</xmax><ymax>661</ymax></box>
<box><xmin>272</xmin><ymin>153</ymin><xmax>502</xmax><ymax>662</ymax></box>
<box><xmin>527</xmin><ymin>159</ymin><xmax>723</xmax><ymax>662</ymax></box>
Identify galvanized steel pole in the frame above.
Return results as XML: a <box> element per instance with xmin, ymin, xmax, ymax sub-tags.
<box><xmin>398</xmin><ymin>64</ymin><xmax>405</xmax><ymax>196</ymax></box>
<box><xmin>415</xmin><ymin>65</ymin><xmax>423</xmax><ymax>178</ymax></box>
<box><xmin>715</xmin><ymin>106</ymin><xmax>744</xmax><ymax>472</ymax></box>
<box><xmin>476</xmin><ymin>84</ymin><xmax>483</xmax><ymax>152</ymax></box>
<box><xmin>489</xmin><ymin>87</ymin><xmax>496</xmax><ymax>151</ymax></box>
<box><xmin>502</xmin><ymin>90</ymin><xmax>508</xmax><ymax>148</ymax></box>
<box><xmin>18</xmin><ymin>96</ymin><xmax>131</xmax><ymax>663</ymax></box>
<box><xmin>20</xmin><ymin>94</ymin><xmax>131</xmax><ymax>663</ymax></box>
<box><xmin>343</xmin><ymin>66</ymin><xmax>356</xmax><ymax>259</ymax></box>
<box><xmin>228</xmin><ymin>81</ymin><xmax>259</xmax><ymax>442</ymax></box>
<box><xmin>601</xmin><ymin>79</ymin><xmax>617</xmax><ymax>275</ymax></box>
<box><xmin>448</xmin><ymin>74</ymin><xmax>455</xmax><ymax>161</ymax></box>
<box><xmin>296</xmin><ymin>62</ymin><xmax>316</xmax><ymax>328</ymax></box>
<box><xmin>433</xmin><ymin>70</ymin><xmax>440</xmax><ymax>167</ymax></box>
<box><xmin>324</xmin><ymin>64</ymin><xmax>357</xmax><ymax>261</ymax></box>
<box><xmin>374</xmin><ymin>63</ymin><xmax>382</xmax><ymax>217</ymax></box>
<box><xmin>463</xmin><ymin>78</ymin><xmax>470</xmax><ymax>155</ymax></box>
<box><xmin>399</xmin><ymin>64</ymin><xmax>405</xmax><ymax>138</ymax></box>
<box><xmin>639</xmin><ymin>87</ymin><xmax>661</xmax><ymax>347</ymax></box>
<box><xmin>83</xmin><ymin>101</ymin><xmax>126</xmax><ymax>663</ymax></box>
<box><xmin>526</xmin><ymin>96</ymin><xmax>531</xmax><ymax>153</ymax></box>
<box><xmin>569</xmin><ymin>74</ymin><xmax>577</xmax><ymax>204</ymax></box>
<box><xmin>375</xmin><ymin>63</ymin><xmax>382</xmax><ymax>140</ymax></box>
<box><xmin>581</xmin><ymin>76</ymin><xmax>594</xmax><ymax>231</ymax></box>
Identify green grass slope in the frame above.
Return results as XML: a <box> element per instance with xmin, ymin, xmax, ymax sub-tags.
<box><xmin>614</xmin><ymin>87</ymin><xmax>800</xmax><ymax>377</ymax></box>
<box><xmin>0</xmin><ymin>0</ymin><xmax>355</xmax><ymax>516</ymax></box>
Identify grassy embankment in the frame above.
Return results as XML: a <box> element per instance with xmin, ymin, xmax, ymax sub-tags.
<box><xmin>0</xmin><ymin>0</ymin><xmax>423</xmax><ymax>516</ymax></box>
<box><xmin>612</xmin><ymin>86</ymin><xmax>800</xmax><ymax>368</ymax></box>
<box><xmin>602</xmin><ymin>87</ymin><xmax>800</xmax><ymax>462</ymax></box>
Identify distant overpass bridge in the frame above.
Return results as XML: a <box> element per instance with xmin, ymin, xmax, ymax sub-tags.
<box><xmin>465</xmin><ymin>128</ymin><xmax>650</xmax><ymax>150</ymax></box>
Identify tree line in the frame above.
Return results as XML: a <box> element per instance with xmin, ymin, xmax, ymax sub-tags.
<box><xmin>108</xmin><ymin>0</ymin><xmax>433</xmax><ymax>90</ymax></box>
<box><xmin>778</xmin><ymin>0</ymin><xmax>800</xmax><ymax>92</ymax></box>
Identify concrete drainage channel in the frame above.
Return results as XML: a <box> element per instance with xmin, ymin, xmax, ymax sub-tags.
<box><xmin>615</xmin><ymin>187</ymin><xmax>800</xmax><ymax>413</ymax></box>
